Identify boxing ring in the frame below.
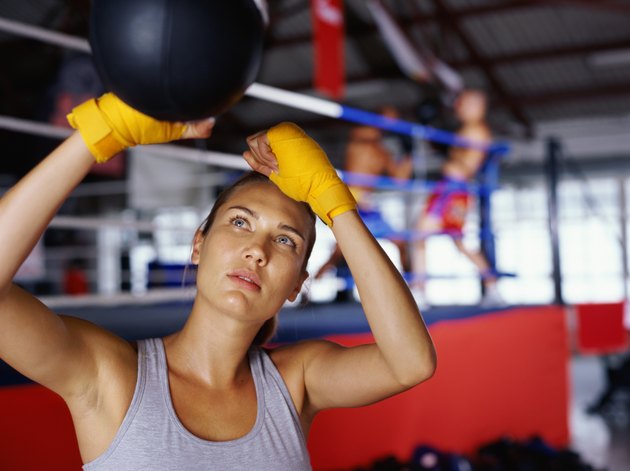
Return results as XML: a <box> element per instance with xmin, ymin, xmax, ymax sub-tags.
<box><xmin>0</xmin><ymin>15</ymin><xmax>513</xmax><ymax>300</ymax></box>
<box><xmin>0</xmin><ymin>15</ymin><xmax>575</xmax><ymax>471</ymax></box>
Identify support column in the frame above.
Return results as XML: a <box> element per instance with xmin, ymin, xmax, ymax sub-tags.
<box><xmin>546</xmin><ymin>137</ymin><xmax>564</xmax><ymax>305</ymax></box>
<box><xmin>619</xmin><ymin>179</ymin><xmax>628</xmax><ymax>300</ymax></box>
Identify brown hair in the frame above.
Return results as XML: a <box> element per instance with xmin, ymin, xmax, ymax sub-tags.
<box><xmin>198</xmin><ymin>171</ymin><xmax>317</xmax><ymax>346</ymax></box>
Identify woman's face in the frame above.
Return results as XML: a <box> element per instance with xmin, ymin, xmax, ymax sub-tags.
<box><xmin>193</xmin><ymin>181</ymin><xmax>313</xmax><ymax>321</ymax></box>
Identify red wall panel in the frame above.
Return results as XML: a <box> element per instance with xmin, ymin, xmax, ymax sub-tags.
<box><xmin>0</xmin><ymin>306</ymin><xmax>569</xmax><ymax>470</ymax></box>
<box><xmin>308</xmin><ymin>306</ymin><xmax>570</xmax><ymax>470</ymax></box>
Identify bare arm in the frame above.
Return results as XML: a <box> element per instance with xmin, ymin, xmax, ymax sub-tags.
<box><xmin>0</xmin><ymin>134</ymin><xmax>93</xmax><ymax>290</ymax></box>
<box><xmin>301</xmin><ymin>210</ymin><xmax>436</xmax><ymax>411</ymax></box>
<box><xmin>244</xmin><ymin>123</ymin><xmax>436</xmax><ymax>414</ymax></box>
<box><xmin>0</xmin><ymin>133</ymin><xmax>102</xmax><ymax>397</ymax></box>
<box><xmin>0</xmin><ymin>110</ymin><xmax>213</xmax><ymax>399</ymax></box>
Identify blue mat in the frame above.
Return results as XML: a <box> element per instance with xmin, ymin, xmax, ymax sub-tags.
<box><xmin>0</xmin><ymin>300</ymin><xmax>522</xmax><ymax>386</ymax></box>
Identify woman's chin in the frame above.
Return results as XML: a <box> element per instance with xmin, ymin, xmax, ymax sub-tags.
<box><xmin>220</xmin><ymin>291</ymin><xmax>252</xmax><ymax>312</ymax></box>
<box><xmin>198</xmin><ymin>287</ymin><xmax>284</xmax><ymax>321</ymax></box>
<box><xmin>221</xmin><ymin>291</ymin><xmax>275</xmax><ymax>314</ymax></box>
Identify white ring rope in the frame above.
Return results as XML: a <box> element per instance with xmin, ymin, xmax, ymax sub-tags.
<box><xmin>138</xmin><ymin>144</ymin><xmax>248</xmax><ymax>170</ymax></box>
<box><xmin>50</xmin><ymin>215</ymin><xmax>191</xmax><ymax>233</ymax></box>
<box><xmin>0</xmin><ymin>115</ymin><xmax>73</xmax><ymax>140</ymax></box>
<box><xmin>0</xmin><ymin>16</ymin><xmax>91</xmax><ymax>53</ymax></box>
<box><xmin>0</xmin><ymin>17</ymin><xmax>342</xmax><ymax>117</ymax></box>
<box><xmin>20</xmin><ymin>172</ymin><xmax>227</xmax><ymax>198</ymax></box>
<box><xmin>0</xmin><ymin>17</ymin><xmax>343</xmax><ymax>123</ymax></box>
<box><xmin>0</xmin><ymin>114</ymin><xmax>249</xmax><ymax>170</ymax></box>
<box><xmin>245</xmin><ymin>83</ymin><xmax>342</xmax><ymax>117</ymax></box>
<box><xmin>0</xmin><ymin>112</ymin><xmax>452</xmax><ymax>197</ymax></box>
<box><xmin>38</xmin><ymin>287</ymin><xmax>196</xmax><ymax>309</ymax></box>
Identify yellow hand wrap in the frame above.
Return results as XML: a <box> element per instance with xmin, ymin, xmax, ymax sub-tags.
<box><xmin>67</xmin><ymin>93</ymin><xmax>187</xmax><ymax>163</ymax></box>
<box><xmin>267</xmin><ymin>122</ymin><xmax>356</xmax><ymax>226</ymax></box>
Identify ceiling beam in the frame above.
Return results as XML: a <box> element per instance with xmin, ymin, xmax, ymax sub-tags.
<box><xmin>270</xmin><ymin>0</ymin><xmax>630</xmax><ymax>49</ymax></box>
<box><xmin>450</xmin><ymin>37</ymin><xmax>630</xmax><ymax>67</ymax></box>
<box><xmin>528</xmin><ymin>0</ymin><xmax>630</xmax><ymax>14</ymax></box>
<box><xmin>268</xmin><ymin>0</ymin><xmax>553</xmax><ymax>49</ymax></box>
<box><xmin>268</xmin><ymin>0</ymin><xmax>309</xmax><ymax>24</ymax></box>
<box><xmin>342</xmin><ymin>1</ymin><xmax>396</xmax><ymax>77</ymax></box>
<box><xmin>515</xmin><ymin>83</ymin><xmax>630</xmax><ymax>105</ymax></box>
<box><xmin>267</xmin><ymin>9</ymin><xmax>381</xmax><ymax>49</ymax></box>
<box><xmin>432</xmin><ymin>0</ymin><xmax>549</xmax><ymax>18</ymax></box>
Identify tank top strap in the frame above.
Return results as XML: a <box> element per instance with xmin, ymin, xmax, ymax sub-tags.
<box><xmin>142</xmin><ymin>338</ymin><xmax>171</xmax><ymax>399</ymax></box>
<box><xmin>251</xmin><ymin>347</ymin><xmax>305</xmax><ymax>443</ymax></box>
<box><xmin>112</xmin><ymin>338</ymin><xmax>174</xmax><ymax>445</ymax></box>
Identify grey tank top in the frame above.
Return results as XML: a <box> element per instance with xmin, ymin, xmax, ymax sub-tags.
<box><xmin>83</xmin><ymin>338</ymin><xmax>312</xmax><ymax>470</ymax></box>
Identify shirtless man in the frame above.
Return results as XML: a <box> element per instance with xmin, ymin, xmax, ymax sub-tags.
<box><xmin>411</xmin><ymin>90</ymin><xmax>502</xmax><ymax>307</ymax></box>
<box><xmin>316</xmin><ymin>106</ymin><xmax>413</xmax><ymax>278</ymax></box>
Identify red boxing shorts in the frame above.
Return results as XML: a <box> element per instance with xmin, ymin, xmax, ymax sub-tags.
<box><xmin>423</xmin><ymin>177</ymin><xmax>471</xmax><ymax>237</ymax></box>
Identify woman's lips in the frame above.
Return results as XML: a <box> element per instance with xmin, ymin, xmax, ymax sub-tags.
<box><xmin>228</xmin><ymin>271</ymin><xmax>261</xmax><ymax>291</ymax></box>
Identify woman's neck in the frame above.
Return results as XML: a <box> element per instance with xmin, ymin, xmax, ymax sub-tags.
<box><xmin>162</xmin><ymin>299</ymin><xmax>261</xmax><ymax>388</ymax></box>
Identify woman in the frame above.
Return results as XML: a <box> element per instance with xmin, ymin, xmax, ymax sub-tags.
<box><xmin>0</xmin><ymin>93</ymin><xmax>436</xmax><ymax>469</ymax></box>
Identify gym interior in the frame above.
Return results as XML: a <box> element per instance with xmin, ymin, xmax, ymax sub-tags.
<box><xmin>1</xmin><ymin>1</ymin><xmax>629</xmax><ymax>470</ymax></box>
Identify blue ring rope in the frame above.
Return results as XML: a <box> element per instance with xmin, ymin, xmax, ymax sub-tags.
<box><xmin>340</xmin><ymin>105</ymin><xmax>511</xmax><ymax>155</ymax></box>
<box><xmin>339</xmin><ymin>170</ymin><xmax>501</xmax><ymax>194</ymax></box>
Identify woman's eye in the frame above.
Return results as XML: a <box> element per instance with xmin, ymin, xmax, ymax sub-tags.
<box><xmin>277</xmin><ymin>235</ymin><xmax>296</xmax><ymax>247</ymax></box>
<box><xmin>231</xmin><ymin>216</ymin><xmax>248</xmax><ymax>228</ymax></box>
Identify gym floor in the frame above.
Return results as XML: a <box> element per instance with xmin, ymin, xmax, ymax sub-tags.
<box><xmin>570</xmin><ymin>355</ymin><xmax>630</xmax><ymax>471</ymax></box>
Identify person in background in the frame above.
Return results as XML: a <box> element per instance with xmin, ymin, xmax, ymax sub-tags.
<box><xmin>316</xmin><ymin>106</ymin><xmax>413</xmax><ymax>279</ymax></box>
<box><xmin>411</xmin><ymin>90</ymin><xmax>504</xmax><ymax>308</ymax></box>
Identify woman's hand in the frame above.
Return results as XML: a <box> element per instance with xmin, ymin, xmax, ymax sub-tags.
<box><xmin>244</xmin><ymin>122</ymin><xmax>356</xmax><ymax>226</ymax></box>
<box><xmin>67</xmin><ymin>93</ymin><xmax>215</xmax><ymax>163</ymax></box>
<box><xmin>182</xmin><ymin>117</ymin><xmax>216</xmax><ymax>140</ymax></box>
<box><xmin>243</xmin><ymin>129</ymin><xmax>279</xmax><ymax>176</ymax></box>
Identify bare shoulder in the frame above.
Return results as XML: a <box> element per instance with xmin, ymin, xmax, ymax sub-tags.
<box><xmin>267</xmin><ymin>340</ymin><xmax>341</xmax><ymax>414</ymax></box>
<box><xmin>268</xmin><ymin>339</ymin><xmax>340</xmax><ymax>371</ymax></box>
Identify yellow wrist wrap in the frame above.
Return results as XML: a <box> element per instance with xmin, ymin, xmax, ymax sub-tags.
<box><xmin>267</xmin><ymin>122</ymin><xmax>356</xmax><ymax>226</ymax></box>
<box><xmin>67</xmin><ymin>93</ymin><xmax>186</xmax><ymax>163</ymax></box>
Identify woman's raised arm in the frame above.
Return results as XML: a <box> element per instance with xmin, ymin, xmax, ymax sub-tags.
<box><xmin>244</xmin><ymin>122</ymin><xmax>436</xmax><ymax>413</ymax></box>
<box><xmin>0</xmin><ymin>133</ymin><xmax>93</xmax><ymax>290</ymax></box>
<box><xmin>0</xmin><ymin>94</ymin><xmax>213</xmax><ymax>398</ymax></box>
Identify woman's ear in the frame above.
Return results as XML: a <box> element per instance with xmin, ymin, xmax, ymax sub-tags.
<box><xmin>287</xmin><ymin>271</ymin><xmax>309</xmax><ymax>302</ymax></box>
<box><xmin>191</xmin><ymin>230</ymin><xmax>205</xmax><ymax>265</ymax></box>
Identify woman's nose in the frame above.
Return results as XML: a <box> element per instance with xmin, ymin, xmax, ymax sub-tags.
<box><xmin>243</xmin><ymin>238</ymin><xmax>268</xmax><ymax>265</ymax></box>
